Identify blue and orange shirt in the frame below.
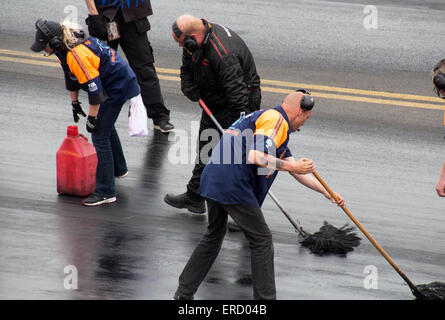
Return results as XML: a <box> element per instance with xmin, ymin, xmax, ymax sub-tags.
<box><xmin>56</xmin><ymin>37</ymin><xmax>140</xmax><ymax>105</ymax></box>
<box><xmin>199</xmin><ymin>106</ymin><xmax>293</xmax><ymax>207</ymax></box>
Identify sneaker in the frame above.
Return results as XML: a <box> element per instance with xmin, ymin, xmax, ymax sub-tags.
<box><xmin>153</xmin><ymin>119</ymin><xmax>175</xmax><ymax>133</ymax></box>
<box><xmin>115</xmin><ymin>171</ymin><xmax>128</xmax><ymax>179</ymax></box>
<box><xmin>164</xmin><ymin>192</ymin><xmax>206</xmax><ymax>214</ymax></box>
<box><xmin>82</xmin><ymin>194</ymin><xmax>116</xmax><ymax>206</ymax></box>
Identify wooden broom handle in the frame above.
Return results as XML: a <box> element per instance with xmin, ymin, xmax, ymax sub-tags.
<box><xmin>312</xmin><ymin>170</ymin><xmax>419</xmax><ymax>292</ymax></box>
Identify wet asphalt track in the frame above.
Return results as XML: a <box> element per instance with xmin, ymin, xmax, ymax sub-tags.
<box><xmin>0</xmin><ymin>0</ymin><xmax>445</xmax><ymax>300</ymax></box>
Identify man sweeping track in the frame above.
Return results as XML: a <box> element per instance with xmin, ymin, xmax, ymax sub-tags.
<box><xmin>174</xmin><ymin>91</ymin><xmax>346</xmax><ymax>300</ymax></box>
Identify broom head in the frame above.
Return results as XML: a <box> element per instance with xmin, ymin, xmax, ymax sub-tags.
<box><xmin>300</xmin><ymin>221</ymin><xmax>361</xmax><ymax>256</ymax></box>
<box><xmin>415</xmin><ymin>281</ymin><xmax>445</xmax><ymax>300</ymax></box>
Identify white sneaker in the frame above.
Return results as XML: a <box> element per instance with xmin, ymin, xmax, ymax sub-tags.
<box><xmin>116</xmin><ymin>171</ymin><xmax>129</xmax><ymax>179</ymax></box>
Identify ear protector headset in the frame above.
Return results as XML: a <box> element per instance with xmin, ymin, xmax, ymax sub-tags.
<box><xmin>35</xmin><ymin>19</ymin><xmax>64</xmax><ymax>52</ymax></box>
<box><xmin>172</xmin><ymin>20</ymin><xmax>210</xmax><ymax>53</ymax></box>
<box><xmin>183</xmin><ymin>36</ymin><xmax>198</xmax><ymax>53</ymax></box>
<box><xmin>296</xmin><ymin>89</ymin><xmax>315</xmax><ymax>111</ymax></box>
<box><xmin>432</xmin><ymin>60</ymin><xmax>445</xmax><ymax>99</ymax></box>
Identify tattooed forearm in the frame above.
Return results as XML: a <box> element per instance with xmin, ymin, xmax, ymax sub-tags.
<box><xmin>276</xmin><ymin>158</ymin><xmax>285</xmax><ymax>170</ymax></box>
<box><xmin>257</xmin><ymin>153</ymin><xmax>285</xmax><ymax>170</ymax></box>
<box><xmin>257</xmin><ymin>154</ymin><xmax>268</xmax><ymax>166</ymax></box>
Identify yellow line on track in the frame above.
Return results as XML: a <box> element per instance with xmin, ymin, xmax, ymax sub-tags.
<box><xmin>156</xmin><ymin>74</ymin><xmax>443</xmax><ymax>110</ymax></box>
<box><xmin>261</xmin><ymin>86</ymin><xmax>444</xmax><ymax>110</ymax></box>
<box><xmin>1</xmin><ymin>50</ymin><xmax>443</xmax><ymax>111</ymax></box>
<box><xmin>0</xmin><ymin>49</ymin><xmax>58</xmax><ymax>60</ymax></box>
<box><xmin>157</xmin><ymin>67</ymin><xmax>442</xmax><ymax>103</ymax></box>
<box><xmin>261</xmin><ymin>79</ymin><xmax>443</xmax><ymax>103</ymax></box>
<box><xmin>0</xmin><ymin>55</ymin><xmax>59</xmax><ymax>67</ymax></box>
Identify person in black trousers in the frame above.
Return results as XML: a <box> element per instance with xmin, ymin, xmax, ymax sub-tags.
<box><xmin>173</xmin><ymin>91</ymin><xmax>346</xmax><ymax>300</ymax></box>
<box><xmin>85</xmin><ymin>0</ymin><xmax>174</xmax><ymax>133</ymax></box>
<box><xmin>164</xmin><ymin>14</ymin><xmax>262</xmax><ymax>215</ymax></box>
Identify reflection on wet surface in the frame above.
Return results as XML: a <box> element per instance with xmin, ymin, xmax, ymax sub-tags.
<box><xmin>1</xmin><ymin>72</ymin><xmax>445</xmax><ymax>300</ymax></box>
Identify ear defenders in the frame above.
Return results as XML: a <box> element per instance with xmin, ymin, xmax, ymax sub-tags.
<box><xmin>296</xmin><ymin>89</ymin><xmax>315</xmax><ymax>111</ymax></box>
<box><xmin>433</xmin><ymin>73</ymin><xmax>445</xmax><ymax>98</ymax></box>
<box><xmin>36</xmin><ymin>19</ymin><xmax>64</xmax><ymax>52</ymax></box>
<box><xmin>432</xmin><ymin>60</ymin><xmax>445</xmax><ymax>99</ymax></box>
<box><xmin>183</xmin><ymin>36</ymin><xmax>198</xmax><ymax>53</ymax></box>
<box><xmin>171</xmin><ymin>20</ymin><xmax>208</xmax><ymax>54</ymax></box>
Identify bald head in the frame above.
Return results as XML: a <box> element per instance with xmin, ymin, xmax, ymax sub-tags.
<box><xmin>282</xmin><ymin>92</ymin><xmax>303</xmax><ymax>111</ymax></box>
<box><xmin>175</xmin><ymin>15</ymin><xmax>202</xmax><ymax>34</ymax></box>
<box><xmin>281</xmin><ymin>91</ymin><xmax>312</xmax><ymax>132</ymax></box>
<box><xmin>172</xmin><ymin>15</ymin><xmax>206</xmax><ymax>49</ymax></box>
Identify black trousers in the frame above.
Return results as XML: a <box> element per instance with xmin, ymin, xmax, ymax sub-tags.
<box><xmin>186</xmin><ymin>109</ymin><xmax>228</xmax><ymax>199</ymax></box>
<box><xmin>186</xmin><ymin>88</ymin><xmax>262</xmax><ymax>199</ymax></box>
<box><xmin>175</xmin><ymin>198</ymin><xmax>276</xmax><ymax>300</ymax></box>
<box><xmin>109</xmin><ymin>17</ymin><xmax>170</xmax><ymax>122</ymax></box>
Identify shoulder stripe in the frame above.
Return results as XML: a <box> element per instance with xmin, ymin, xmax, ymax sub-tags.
<box><xmin>211</xmin><ymin>33</ymin><xmax>228</xmax><ymax>55</ymax></box>
<box><xmin>66</xmin><ymin>44</ymin><xmax>100</xmax><ymax>84</ymax></box>
<box><xmin>254</xmin><ymin>109</ymin><xmax>289</xmax><ymax>149</ymax></box>
<box><xmin>70</xmin><ymin>48</ymin><xmax>92</xmax><ymax>82</ymax></box>
<box><xmin>209</xmin><ymin>39</ymin><xmax>222</xmax><ymax>58</ymax></box>
<box><xmin>270</xmin><ymin>115</ymin><xmax>284</xmax><ymax>140</ymax></box>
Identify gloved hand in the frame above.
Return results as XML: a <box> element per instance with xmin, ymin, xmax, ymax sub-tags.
<box><xmin>85</xmin><ymin>14</ymin><xmax>108</xmax><ymax>41</ymax></box>
<box><xmin>86</xmin><ymin>115</ymin><xmax>98</xmax><ymax>133</ymax></box>
<box><xmin>72</xmin><ymin>101</ymin><xmax>86</xmax><ymax>123</ymax></box>
<box><xmin>182</xmin><ymin>86</ymin><xmax>200</xmax><ymax>102</ymax></box>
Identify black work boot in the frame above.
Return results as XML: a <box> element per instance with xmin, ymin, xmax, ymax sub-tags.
<box><xmin>153</xmin><ymin>119</ymin><xmax>175</xmax><ymax>133</ymax></box>
<box><xmin>164</xmin><ymin>191</ymin><xmax>206</xmax><ymax>214</ymax></box>
<box><xmin>227</xmin><ymin>220</ymin><xmax>241</xmax><ymax>232</ymax></box>
<box><xmin>173</xmin><ymin>289</ymin><xmax>194</xmax><ymax>300</ymax></box>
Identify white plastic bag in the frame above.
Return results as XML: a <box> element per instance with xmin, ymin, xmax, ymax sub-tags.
<box><xmin>128</xmin><ymin>94</ymin><xmax>148</xmax><ymax>137</ymax></box>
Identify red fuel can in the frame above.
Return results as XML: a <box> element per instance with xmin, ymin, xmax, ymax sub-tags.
<box><xmin>56</xmin><ymin>125</ymin><xmax>97</xmax><ymax>197</ymax></box>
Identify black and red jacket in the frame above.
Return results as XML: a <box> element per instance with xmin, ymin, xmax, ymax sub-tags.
<box><xmin>180</xmin><ymin>20</ymin><xmax>261</xmax><ymax>124</ymax></box>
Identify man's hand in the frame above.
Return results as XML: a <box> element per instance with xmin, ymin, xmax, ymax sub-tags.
<box><xmin>86</xmin><ymin>115</ymin><xmax>97</xmax><ymax>133</ymax></box>
<box><xmin>182</xmin><ymin>86</ymin><xmax>200</xmax><ymax>102</ymax></box>
<box><xmin>292</xmin><ymin>158</ymin><xmax>315</xmax><ymax>175</ymax></box>
<box><xmin>324</xmin><ymin>191</ymin><xmax>346</xmax><ymax>209</ymax></box>
<box><xmin>72</xmin><ymin>101</ymin><xmax>86</xmax><ymax>123</ymax></box>
<box><xmin>436</xmin><ymin>177</ymin><xmax>445</xmax><ymax>197</ymax></box>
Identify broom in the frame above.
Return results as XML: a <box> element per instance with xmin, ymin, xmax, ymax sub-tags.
<box><xmin>198</xmin><ymin>98</ymin><xmax>361</xmax><ymax>256</ymax></box>
<box><xmin>268</xmin><ymin>191</ymin><xmax>361</xmax><ymax>256</ymax></box>
<box><xmin>312</xmin><ymin>169</ymin><xmax>445</xmax><ymax>300</ymax></box>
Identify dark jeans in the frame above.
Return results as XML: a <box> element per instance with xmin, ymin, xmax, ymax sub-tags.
<box><xmin>186</xmin><ymin>109</ymin><xmax>227</xmax><ymax>199</ymax></box>
<box><xmin>175</xmin><ymin>199</ymin><xmax>276</xmax><ymax>300</ymax></box>
<box><xmin>109</xmin><ymin>16</ymin><xmax>170</xmax><ymax>122</ymax></box>
<box><xmin>91</xmin><ymin>99</ymin><xmax>127</xmax><ymax>197</ymax></box>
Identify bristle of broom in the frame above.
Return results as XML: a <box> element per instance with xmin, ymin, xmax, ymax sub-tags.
<box><xmin>300</xmin><ymin>221</ymin><xmax>361</xmax><ymax>256</ymax></box>
<box><xmin>415</xmin><ymin>282</ymin><xmax>445</xmax><ymax>300</ymax></box>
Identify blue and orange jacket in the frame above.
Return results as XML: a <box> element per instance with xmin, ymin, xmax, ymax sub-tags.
<box><xmin>56</xmin><ymin>37</ymin><xmax>140</xmax><ymax>105</ymax></box>
<box><xmin>199</xmin><ymin>106</ymin><xmax>293</xmax><ymax>207</ymax></box>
